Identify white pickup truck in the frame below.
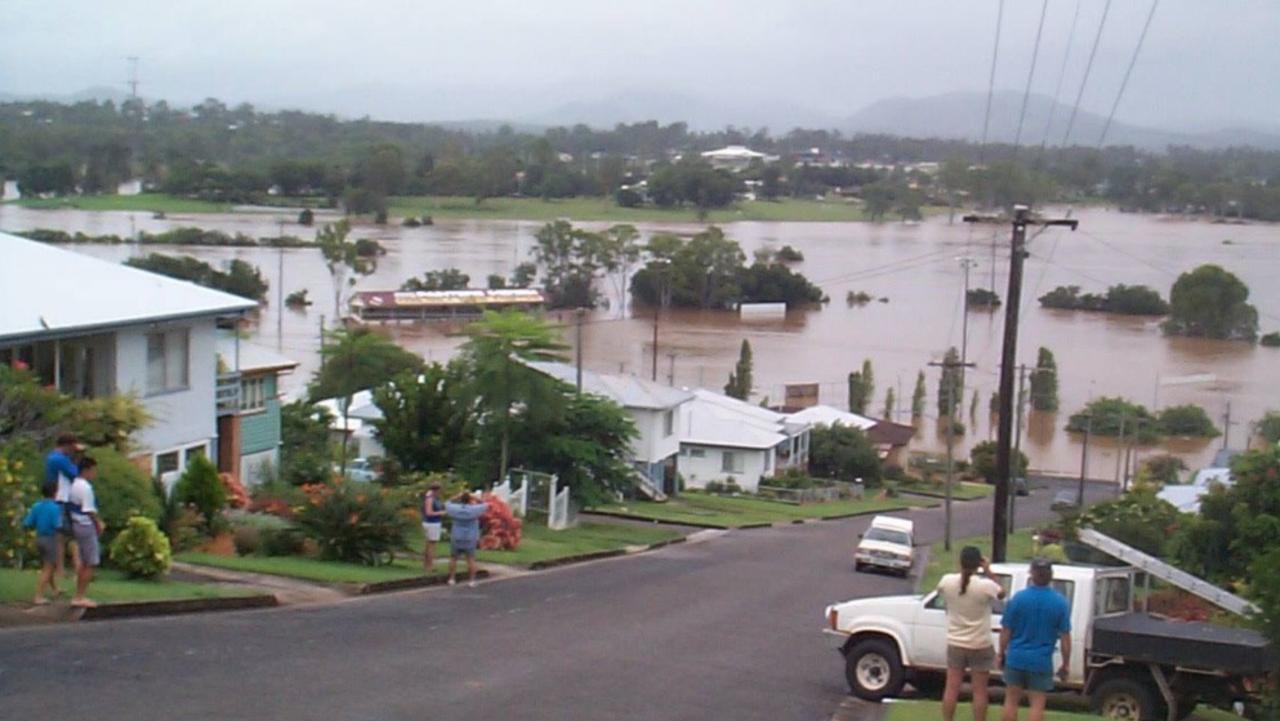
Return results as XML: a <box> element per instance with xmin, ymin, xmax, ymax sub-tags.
<box><xmin>823</xmin><ymin>562</ymin><xmax>1273</xmax><ymax>721</ymax></box>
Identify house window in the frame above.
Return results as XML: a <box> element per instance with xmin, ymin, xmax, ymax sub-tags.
<box><xmin>721</xmin><ymin>451</ymin><xmax>744</xmax><ymax>474</ymax></box>
<box><xmin>184</xmin><ymin>444</ymin><xmax>206</xmax><ymax>465</ymax></box>
<box><xmin>155</xmin><ymin>451</ymin><xmax>180</xmax><ymax>476</ymax></box>
<box><xmin>145</xmin><ymin>329</ymin><xmax>189</xmax><ymax>395</ymax></box>
<box><xmin>240</xmin><ymin>376</ymin><xmax>267</xmax><ymax>412</ymax></box>
<box><xmin>689</xmin><ymin>448</ymin><xmax>705</xmax><ymax>458</ymax></box>
<box><xmin>663</xmin><ymin>410</ymin><xmax>674</xmax><ymax>437</ymax></box>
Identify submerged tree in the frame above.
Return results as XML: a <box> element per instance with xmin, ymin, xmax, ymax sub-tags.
<box><xmin>1029</xmin><ymin>347</ymin><xmax>1059</xmax><ymax>411</ymax></box>
<box><xmin>846</xmin><ymin>359</ymin><xmax>874</xmax><ymax>415</ymax></box>
<box><xmin>317</xmin><ymin>220</ymin><xmax>375</xmax><ymax>323</ymax></box>
<box><xmin>1162</xmin><ymin>264</ymin><xmax>1258</xmax><ymax>341</ymax></box>
<box><xmin>936</xmin><ymin>347</ymin><xmax>963</xmax><ymax>418</ymax></box>
<box><xmin>911</xmin><ymin>371</ymin><xmax>926</xmax><ymax>418</ymax></box>
<box><xmin>883</xmin><ymin>387</ymin><xmax>895</xmax><ymax>421</ymax></box>
<box><xmin>724</xmin><ymin>340</ymin><xmax>754</xmax><ymax>401</ymax></box>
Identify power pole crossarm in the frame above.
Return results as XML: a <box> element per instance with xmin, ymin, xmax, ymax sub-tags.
<box><xmin>965</xmin><ymin>206</ymin><xmax>1078</xmax><ymax>561</ymax></box>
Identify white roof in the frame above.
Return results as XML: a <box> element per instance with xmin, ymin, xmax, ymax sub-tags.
<box><xmin>1156</xmin><ymin>467</ymin><xmax>1234</xmax><ymax>514</ymax></box>
<box><xmin>0</xmin><ymin>231</ymin><xmax>256</xmax><ymax>343</ymax></box>
<box><xmin>315</xmin><ymin>389</ymin><xmax>384</xmax><ymax>424</ymax></box>
<box><xmin>786</xmin><ymin>404</ymin><xmax>877</xmax><ymax>431</ymax></box>
<box><xmin>526</xmin><ymin>361</ymin><xmax>693</xmax><ymax>410</ymax></box>
<box><xmin>680</xmin><ymin>388</ymin><xmax>802</xmax><ymax>450</ymax></box>
<box><xmin>869</xmin><ymin>515</ymin><xmax>914</xmax><ymax>534</ymax></box>
<box><xmin>216</xmin><ymin>335</ymin><xmax>298</xmax><ymax>374</ymax></box>
<box><xmin>700</xmin><ymin>145</ymin><xmax>766</xmax><ymax>160</ymax></box>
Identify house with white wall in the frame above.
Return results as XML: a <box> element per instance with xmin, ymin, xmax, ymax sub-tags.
<box><xmin>0</xmin><ymin>231</ymin><xmax>256</xmax><ymax>484</ymax></box>
<box><xmin>678</xmin><ymin>389</ymin><xmax>811</xmax><ymax>493</ymax></box>
<box><xmin>314</xmin><ymin>389</ymin><xmax>387</xmax><ymax>461</ymax></box>
<box><xmin>526</xmin><ymin>361</ymin><xmax>693</xmax><ymax>498</ymax></box>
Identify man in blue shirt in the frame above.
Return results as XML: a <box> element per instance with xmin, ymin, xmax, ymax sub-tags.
<box><xmin>44</xmin><ymin>433</ymin><xmax>83</xmax><ymax>576</ymax></box>
<box><xmin>998</xmin><ymin>558</ymin><xmax>1072</xmax><ymax>721</ymax></box>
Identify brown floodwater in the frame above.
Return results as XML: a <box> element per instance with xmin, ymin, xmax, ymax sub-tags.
<box><xmin>2</xmin><ymin>203</ymin><xmax>1277</xmax><ymax>480</ymax></box>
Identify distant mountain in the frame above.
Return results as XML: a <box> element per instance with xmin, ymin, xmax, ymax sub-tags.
<box><xmin>0</xmin><ymin>86</ymin><xmax>135</xmax><ymax>105</ymax></box>
<box><xmin>529</xmin><ymin>90</ymin><xmax>840</xmax><ymax>132</ymax></box>
<box><xmin>844</xmin><ymin>91</ymin><xmax>1280</xmax><ymax>151</ymax></box>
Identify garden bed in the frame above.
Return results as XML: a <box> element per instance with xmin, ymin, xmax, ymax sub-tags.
<box><xmin>590</xmin><ymin>492</ymin><xmax>927</xmax><ymax>529</ymax></box>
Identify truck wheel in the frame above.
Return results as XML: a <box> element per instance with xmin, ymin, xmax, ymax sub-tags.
<box><xmin>844</xmin><ymin>638</ymin><xmax>906</xmax><ymax>701</ymax></box>
<box><xmin>1092</xmin><ymin>676</ymin><xmax>1166</xmax><ymax>721</ymax></box>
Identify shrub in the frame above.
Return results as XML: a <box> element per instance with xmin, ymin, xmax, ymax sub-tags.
<box><xmin>1156</xmin><ymin>404</ymin><xmax>1220</xmax><ymax>438</ymax></box>
<box><xmin>233</xmin><ymin>525</ymin><xmax>262</xmax><ymax>556</ymax></box>
<box><xmin>295</xmin><ymin>481</ymin><xmax>409</xmax><ymax>565</ymax></box>
<box><xmin>108</xmin><ymin>516</ymin><xmax>172</xmax><ymax>578</ymax></box>
<box><xmin>91</xmin><ymin>447</ymin><xmax>163</xmax><ymax>545</ymax></box>
<box><xmin>174</xmin><ymin>455</ymin><xmax>227</xmax><ymax>530</ymax></box>
<box><xmin>969</xmin><ymin>441</ymin><xmax>1029</xmax><ymax>484</ymax></box>
<box><xmin>0</xmin><ymin>451</ymin><xmax>38</xmax><ymax>567</ymax></box>
<box><xmin>1078</xmin><ymin>492</ymin><xmax>1181</xmax><ymax>558</ymax></box>
<box><xmin>1261</xmin><ymin>332</ymin><xmax>1280</xmax><ymax>348</ymax></box>
<box><xmin>260</xmin><ymin>527</ymin><xmax>306</xmax><ymax>557</ymax></box>
<box><xmin>166</xmin><ymin>507</ymin><xmax>206</xmax><ymax>552</ymax></box>
<box><xmin>478</xmin><ymin>493</ymin><xmax>522</xmax><ymax>551</ymax></box>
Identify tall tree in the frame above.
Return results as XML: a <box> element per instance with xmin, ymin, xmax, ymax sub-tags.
<box><xmin>317</xmin><ymin>220</ymin><xmax>375</xmax><ymax>322</ymax></box>
<box><xmin>459</xmin><ymin>310</ymin><xmax>568</xmax><ymax>481</ymax></box>
<box><xmin>531</xmin><ymin>220</ymin><xmax>606</xmax><ymax>308</ymax></box>
<box><xmin>724</xmin><ymin>339</ymin><xmax>754</xmax><ymax>400</ymax></box>
<box><xmin>883</xmin><ymin>387</ymin><xmax>896</xmax><ymax>421</ymax></box>
<box><xmin>1030</xmin><ymin>347</ymin><xmax>1060</xmax><ymax>411</ymax></box>
<box><xmin>599</xmin><ymin>224</ymin><xmax>642</xmax><ymax>317</ymax></box>
<box><xmin>936</xmin><ymin>347</ymin><xmax>963</xmax><ymax>417</ymax></box>
<box><xmin>911</xmin><ymin>371</ymin><xmax>927</xmax><ymax>418</ymax></box>
<box><xmin>310</xmin><ymin>328</ymin><xmax>424</xmax><ymax>402</ymax></box>
<box><xmin>372</xmin><ymin>363</ymin><xmax>474</xmax><ymax>474</ymax></box>
<box><xmin>846</xmin><ymin>359</ymin><xmax>874</xmax><ymax>415</ymax></box>
<box><xmin>1162</xmin><ymin>264</ymin><xmax>1258</xmax><ymax>341</ymax></box>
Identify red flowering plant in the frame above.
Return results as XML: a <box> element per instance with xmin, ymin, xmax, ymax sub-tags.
<box><xmin>295</xmin><ymin>480</ymin><xmax>410</xmax><ymax>565</ymax></box>
<box><xmin>478</xmin><ymin>492</ymin><xmax>522</xmax><ymax>551</ymax></box>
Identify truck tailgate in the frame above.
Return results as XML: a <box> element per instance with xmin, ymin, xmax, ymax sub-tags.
<box><xmin>1091</xmin><ymin>613</ymin><xmax>1274</xmax><ymax>676</ymax></box>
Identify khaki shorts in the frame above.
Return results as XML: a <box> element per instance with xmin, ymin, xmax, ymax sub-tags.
<box><xmin>947</xmin><ymin>645</ymin><xmax>995</xmax><ymax>672</ymax></box>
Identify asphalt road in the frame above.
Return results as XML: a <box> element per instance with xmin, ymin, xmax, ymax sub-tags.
<box><xmin>0</xmin><ymin>480</ymin><xmax>1110</xmax><ymax>721</ymax></box>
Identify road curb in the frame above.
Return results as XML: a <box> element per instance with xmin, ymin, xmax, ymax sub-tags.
<box><xmin>581</xmin><ymin>509</ymin><xmax>731</xmax><ymax>530</ymax></box>
<box><xmin>528</xmin><ymin>535</ymin><xmax>689</xmax><ymax>570</ymax></box>
<box><xmin>355</xmin><ymin>570</ymin><xmax>492</xmax><ymax>595</ymax></box>
<box><xmin>82</xmin><ymin>594</ymin><xmax>278</xmax><ymax>621</ymax></box>
<box><xmin>817</xmin><ymin>505</ymin><xmax>913</xmax><ymax>521</ymax></box>
<box><xmin>829</xmin><ymin>697</ymin><xmax>888</xmax><ymax>721</ymax></box>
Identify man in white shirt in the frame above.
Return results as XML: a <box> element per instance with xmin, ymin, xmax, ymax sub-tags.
<box><xmin>937</xmin><ymin>546</ymin><xmax>1006</xmax><ymax>721</ymax></box>
<box><xmin>67</xmin><ymin>457</ymin><xmax>104</xmax><ymax>608</ymax></box>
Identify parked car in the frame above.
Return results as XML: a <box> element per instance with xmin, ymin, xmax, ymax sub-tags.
<box><xmin>335</xmin><ymin>457</ymin><xmax>381</xmax><ymax>483</ymax></box>
<box><xmin>823</xmin><ymin>562</ymin><xmax>1273</xmax><ymax>720</ymax></box>
<box><xmin>1013</xmin><ymin>476</ymin><xmax>1030</xmax><ymax>496</ymax></box>
<box><xmin>1051</xmin><ymin>490</ymin><xmax>1079</xmax><ymax>511</ymax></box>
<box><xmin>854</xmin><ymin>516</ymin><xmax>915</xmax><ymax>576</ymax></box>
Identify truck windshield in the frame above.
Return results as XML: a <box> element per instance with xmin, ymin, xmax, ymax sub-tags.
<box><xmin>865</xmin><ymin>528</ymin><xmax>910</xmax><ymax>545</ymax></box>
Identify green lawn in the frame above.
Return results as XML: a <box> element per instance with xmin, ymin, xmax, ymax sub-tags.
<box><xmin>893</xmin><ymin>481</ymin><xmax>995</xmax><ymax>501</ymax></box>
<box><xmin>0</xmin><ymin>567</ymin><xmax>252</xmax><ymax>605</ymax></box>
<box><xmin>11</xmin><ymin>193</ymin><xmax>231</xmax><ymax>213</ymax></box>
<box><xmin>178</xmin><ymin>521</ymin><xmax>683</xmax><ymax>584</ymax></box>
<box><xmin>885</xmin><ymin>700</ymin><xmax>1094</xmax><ymax>721</ymax></box>
<box><xmin>593</xmin><ymin>492</ymin><xmax>927</xmax><ymax>528</ymax></box>
<box><xmin>388</xmin><ymin>195</ymin><xmax>881</xmax><ymax>223</ymax></box>
<box><xmin>920</xmin><ymin>529</ymin><xmax>1039</xmax><ymax>592</ymax></box>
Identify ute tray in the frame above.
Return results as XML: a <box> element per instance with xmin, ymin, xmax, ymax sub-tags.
<box><xmin>1091</xmin><ymin>613</ymin><xmax>1274</xmax><ymax>676</ymax></box>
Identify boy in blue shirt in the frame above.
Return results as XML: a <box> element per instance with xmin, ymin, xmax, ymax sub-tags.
<box><xmin>998</xmin><ymin>558</ymin><xmax>1072</xmax><ymax>721</ymax></box>
<box><xmin>22</xmin><ymin>481</ymin><xmax>64</xmax><ymax>605</ymax></box>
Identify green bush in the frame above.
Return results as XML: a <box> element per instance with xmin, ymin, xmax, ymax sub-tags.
<box><xmin>174</xmin><ymin>455</ymin><xmax>227</xmax><ymax>530</ymax></box>
<box><xmin>108</xmin><ymin>516</ymin><xmax>172</xmax><ymax>578</ymax></box>
<box><xmin>260</xmin><ymin>527</ymin><xmax>306</xmax><ymax>556</ymax></box>
<box><xmin>91</xmin><ymin>447</ymin><xmax>163</xmax><ymax>545</ymax></box>
<box><xmin>1261</xmin><ymin>332</ymin><xmax>1280</xmax><ymax>348</ymax></box>
<box><xmin>1078</xmin><ymin>492</ymin><xmax>1181</xmax><ymax>558</ymax></box>
<box><xmin>1156</xmin><ymin>404</ymin><xmax>1220</xmax><ymax>438</ymax></box>
<box><xmin>233</xmin><ymin>525</ymin><xmax>261</xmax><ymax>556</ymax></box>
<box><xmin>295</xmin><ymin>481</ymin><xmax>409</xmax><ymax>565</ymax></box>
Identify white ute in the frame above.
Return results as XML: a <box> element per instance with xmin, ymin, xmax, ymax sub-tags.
<box><xmin>854</xmin><ymin>515</ymin><xmax>914</xmax><ymax>576</ymax></box>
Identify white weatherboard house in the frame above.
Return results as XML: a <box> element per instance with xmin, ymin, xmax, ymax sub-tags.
<box><xmin>315</xmin><ymin>389</ymin><xmax>387</xmax><ymax>461</ymax></box>
<box><xmin>0</xmin><ymin>231</ymin><xmax>257</xmax><ymax>481</ymax></box>
<box><xmin>678</xmin><ymin>389</ymin><xmax>811</xmax><ymax>493</ymax></box>
<box><xmin>526</xmin><ymin>361</ymin><xmax>693</xmax><ymax>498</ymax></box>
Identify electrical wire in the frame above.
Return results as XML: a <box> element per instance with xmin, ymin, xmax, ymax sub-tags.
<box><xmin>978</xmin><ymin>0</ymin><xmax>1006</xmax><ymax>167</ymax></box>
<box><xmin>1061</xmin><ymin>0</ymin><xmax>1112</xmax><ymax>147</ymax></box>
<box><xmin>1097</xmin><ymin>0</ymin><xmax>1160</xmax><ymax>148</ymax></box>
<box><xmin>1012</xmin><ymin>0</ymin><xmax>1052</xmax><ymax>151</ymax></box>
<box><xmin>1039</xmin><ymin>0</ymin><xmax>1082</xmax><ymax>154</ymax></box>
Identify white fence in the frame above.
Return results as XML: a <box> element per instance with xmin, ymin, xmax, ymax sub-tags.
<box><xmin>548</xmin><ymin>474</ymin><xmax>571</xmax><ymax>531</ymax></box>
<box><xmin>491</xmin><ymin>473</ymin><xmax>529</xmax><ymax>517</ymax></box>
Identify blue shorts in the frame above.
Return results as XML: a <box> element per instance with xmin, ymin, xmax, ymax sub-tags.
<box><xmin>450</xmin><ymin>538</ymin><xmax>477</xmax><ymax>559</ymax></box>
<box><xmin>1003</xmin><ymin>666</ymin><xmax>1054</xmax><ymax>692</ymax></box>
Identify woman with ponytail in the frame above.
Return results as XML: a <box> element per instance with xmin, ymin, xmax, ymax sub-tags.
<box><xmin>936</xmin><ymin>546</ymin><xmax>1006</xmax><ymax>721</ymax></box>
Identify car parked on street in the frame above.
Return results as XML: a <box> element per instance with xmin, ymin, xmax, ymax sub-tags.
<box><xmin>335</xmin><ymin>457</ymin><xmax>381</xmax><ymax>483</ymax></box>
<box><xmin>854</xmin><ymin>515</ymin><xmax>915</xmax><ymax>576</ymax></box>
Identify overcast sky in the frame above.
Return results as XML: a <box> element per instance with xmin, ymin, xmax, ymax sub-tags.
<box><xmin>3</xmin><ymin>0</ymin><xmax>1278</xmax><ymax>131</ymax></box>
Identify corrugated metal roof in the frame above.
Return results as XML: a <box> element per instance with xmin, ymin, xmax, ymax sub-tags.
<box><xmin>786</xmin><ymin>404</ymin><xmax>878</xmax><ymax>431</ymax></box>
<box><xmin>215</xmin><ymin>334</ymin><xmax>298</xmax><ymax>374</ymax></box>
<box><xmin>351</xmin><ymin>288</ymin><xmax>545</xmax><ymax>309</ymax></box>
<box><xmin>680</xmin><ymin>388</ymin><xmax>797</xmax><ymax>450</ymax></box>
<box><xmin>0</xmin><ymin>231</ymin><xmax>256</xmax><ymax>343</ymax></box>
<box><xmin>526</xmin><ymin>360</ymin><xmax>693</xmax><ymax>410</ymax></box>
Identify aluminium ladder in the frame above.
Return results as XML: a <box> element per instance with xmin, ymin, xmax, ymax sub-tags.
<box><xmin>1077</xmin><ymin>527</ymin><xmax>1259</xmax><ymax>617</ymax></box>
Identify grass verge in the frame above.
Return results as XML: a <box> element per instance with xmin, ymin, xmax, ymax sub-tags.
<box><xmin>176</xmin><ymin>553</ymin><xmax>428</xmax><ymax>585</ymax></box>
<box><xmin>11</xmin><ymin>193</ymin><xmax>231</xmax><ymax>213</ymax></box>
<box><xmin>893</xmin><ymin>481</ymin><xmax>995</xmax><ymax>501</ymax></box>
<box><xmin>0</xmin><ymin>567</ymin><xmax>252</xmax><ymax>605</ymax></box>
<box><xmin>592</xmin><ymin>492</ymin><xmax>928</xmax><ymax>529</ymax></box>
<box><xmin>885</xmin><ymin>700</ymin><xmax>1094</xmax><ymax>721</ymax></box>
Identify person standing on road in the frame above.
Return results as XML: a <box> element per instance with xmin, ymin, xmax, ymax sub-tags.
<box><xmin>998</xmin><ymin>558</ymin><xmax>1072</xmax><ymax>721</ymax></box>
<box><xmin>421</xmin><ymin>482</ymin><xmax>446</xmax><ymax>573</ymax></box>
<box><xmin>445</xmin><ymin>491</ymin><xmax>488</xmax><ymax>588</ymax></box>
<box><xmin>66</xmin><ymin>457</ymin><xmax>105</xmax><ymax>608</ymax></box>
<box><xmin>44</xmin><ymin>433</ymin><xmax>83</xmax><ymax>577</ymax></box>
<box><xmin>937</xmin><ymin>546</ymin><xmax>1006</xmax><ymax>721</ymax></box>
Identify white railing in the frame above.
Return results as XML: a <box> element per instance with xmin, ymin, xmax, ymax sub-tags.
<box><xmin>632</xmin><ymin>468</ymin><xmax>668</xmax><ymax>502</ymax></box>
<box><xmin>492</xmin><ymin>473</ymin><xmax>529</xmax><ymax>517</ymax></box>
<box><xmin>548</xmin><ymin>473</ymin><xmax>571</xmax><ymax>531</ymax></box>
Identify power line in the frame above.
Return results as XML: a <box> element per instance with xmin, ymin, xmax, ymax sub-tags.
<box><xmin>1061</xmin><ymin>0</ymin><xmax>1112</xmax><ymax>147</ymax></box>
<box><xmin>978</xmin><ymin>0</ymin><xmax>1006</xmax><ymax>168</ymax></box>
<box><xmin>1097</xmin><ymin>0</ymin><xmax>1160</xmax><ymax>148</ymax></box>
<box><xmin>1040</xmin><ymin>0</ymin><xmax>1082</xmax><ymax>154</ymax></box>
<box><xmin>1012</xmin><ymin>0</ymin><xmax>1052</xmax><ymax>151</ymax></box>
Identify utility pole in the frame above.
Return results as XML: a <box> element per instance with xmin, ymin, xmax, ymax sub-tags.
<box><xmin>1222</xmin><ymin>401</ymin><xmax>1234</xmax><ymax>450</ymax></box>
<box><xmin>574</xmin><ymin>308</ymin><xmax>586</xmax><ymax>392</ymax></box>
<box><xmin>930</xmin><ymin>357</ymin><xmax>975</xmax><ymax>552</ymax></box>
<box><xmin>1010</xmin><ymin>363</ymin><xmax>1030</xmax><ymax>533</ymax></box>
<box><xmin>965</xmin><ymin>205</ymin><xmax>1077</xmax><ymax>561</ymax></box>
<box><xmin>126</xmin><ymin>56</ymin><xmax>140</xmax><ymax>99</ymax></box>
<box><xmin>667</xmin><ymin>351</ymin><xmax>677</xmax><ymax>386</ymax></box>
<box><xmin>1077</xmin><ymin>413</ymin><xmax>1091</xmax><ymax>508</ymax></box>
<box><xmin>277</xmin><ymin>219</ymin><xmax>285</xmax><ymax>351</ymax></box>
<box><xmin>1115</xmin><ymin>414</ymin><xmax>1128</xmax><ymax>489</ymax></box>
<box><xmin>651</xmin><ymin>307</ymin><xmax>660</xmax><ymax>382</ymax></box>
<box><xmin>959</xmin><ymin>257</ymin><xmax>977</xmax><ymax>403</ymax></box>
<box><xmin>318</xmin><ymin>314</ymin><xmax>326</xmax><ymax>372</ymax></box>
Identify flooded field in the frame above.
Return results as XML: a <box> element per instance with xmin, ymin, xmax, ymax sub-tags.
<box><xmin>3</xmin><ymin>203</ymin><xmax>1276</xmax><ymax>478</ymax></box>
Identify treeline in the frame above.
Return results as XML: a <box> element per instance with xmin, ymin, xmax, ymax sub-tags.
<box><xmin>17</xmin><ymin>226</ymin><xmax>315</xmax><ymax>247</ymax></box>
<box><xmin>1039</xmin><ymin>284</ymin><xmax>1168</xmax><ymax>315</ymax></box>
<box><xmin>125</xmin><ymin>253</ymin><xmax>269</xmax><ymax>301</ymax></box>
<box><xmin>5</xmin><ymin>99</ymin><xmax>1280</xmax><ymax>219</ymax></box>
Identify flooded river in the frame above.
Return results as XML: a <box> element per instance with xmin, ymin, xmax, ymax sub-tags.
<box><xmin>2</xmin><ymin>203</ymin><xmax>1277</xmax><ymax>479</ymax></box>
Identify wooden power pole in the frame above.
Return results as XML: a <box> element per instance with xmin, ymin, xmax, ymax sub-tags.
<box><xmin>965</xmin><ymin>206</ymin><xmax>1077</xmax><ymax>561</ymax></box>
